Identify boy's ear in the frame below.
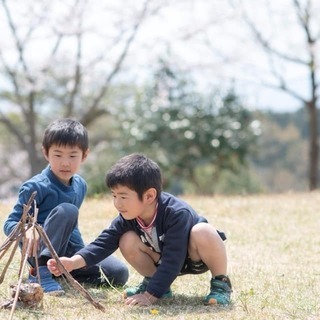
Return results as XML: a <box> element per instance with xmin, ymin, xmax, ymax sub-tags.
<box><xmin>41</xmin><ymin>146</ymin><xmax>49</xmax><ymax>161</ymax></box>
<box><xmin>82</xmin><ymin>149</ymin><xmax>90</xmax><ymax>161</ymax></box>
<box><xmin>144</xmin><ymin>188</ymin><xmax>157</xmax><ymax>203</ymax></box>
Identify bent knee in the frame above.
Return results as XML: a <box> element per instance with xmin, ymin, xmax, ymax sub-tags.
<box><xmin>191</xmin><ymin>222</ymin><xmax>210</xmax><ymax>236</ymax></box>
<box><xmin>190</xmin><ymin>223</ymin><xmax>221</xmax><ymax>243</ymax></box>
<box><xmin>119</xmin><ymin>231</ymin><xmax>141</xmax><ymax>255</ymax></box>
<box><xmin>48</xmin><ymin>203</ymin><xmax>79</xmax><ymax>222</ymax></box>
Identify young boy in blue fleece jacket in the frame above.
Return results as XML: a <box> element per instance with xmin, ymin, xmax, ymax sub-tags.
<box><xmin>3</xmin><ymin>118</ymin><xmax>128</xmax><ymax>295</ymax></box>
<box><xmin>47</xmin><ymin>153</ymin><xmax>232</xmax><ymax>305</ymax></box>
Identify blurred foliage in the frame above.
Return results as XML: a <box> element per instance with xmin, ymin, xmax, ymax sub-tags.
<box><xmin>0</xmin><ymin>56</ymin><xmax>312</xmax><ymax>197</ymax></box>
<box><xmin>84</xmin><ymin>59</ymin><xmax>260</xmax><ymax>195</ymax></box>
<box><xmin>249</xmin><ymin>109</ymin><xmax>309</xmax><ymax>192</ymax></box>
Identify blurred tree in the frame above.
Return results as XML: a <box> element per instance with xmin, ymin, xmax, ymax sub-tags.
<box><xmin>230</xmin><ymin>0</ymin><xmax>320</xmax><ymax>190</ymax></box>
<box><xmin>111</xmin><ymin>59</ymin><xmax>261</xmax><ymax>194</ymax></box>
<box><xmin>0</xmin><ymin>0</ymin><xmax>161</xmax><ymax>192</ymax></box>
<box><xmin>250</xmin><ymin>111</ymin><xmax>308</xmax><ymax>192</ymax></box>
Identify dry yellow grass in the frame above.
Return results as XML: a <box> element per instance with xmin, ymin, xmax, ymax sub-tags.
<box><xmin>0</xmin><ymin>192</ymin><xmax>319</xmax><ymax>319</ymax></box>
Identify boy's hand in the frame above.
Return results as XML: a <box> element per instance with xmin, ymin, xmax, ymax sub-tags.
<box><xmin>25</xmin><ymin>228</ymin><xmax>40</xmax><ymax>257</ymax></box>
<box><xmin>47</xmin><ymin>255</ymin><xmax>86</xmax><ymax>276</ymax></box>
<box><xmin>47</xmin><ymin>257</ymin><xmax>74</xmax><ymax>276</ymax></box>
<box><xmin>124</xmin><ymin>292</ymin><xmax>158</xmax><ymax>306</ymax></box>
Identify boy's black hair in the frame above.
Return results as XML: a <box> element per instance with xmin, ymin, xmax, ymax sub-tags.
<box><xmin>42</xmin><ymin>118</ymin><xmax>88</xmax><ymax>154</ymax></box>
<box><xmin>106</xmin><ymin>153</ymin><xmax>162</xmax><ymax>201</ymax></box>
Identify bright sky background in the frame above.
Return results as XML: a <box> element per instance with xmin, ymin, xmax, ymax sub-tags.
<box><xmin>0</xmin><ymin>0</ymin><xmax>318</xmax><ymax>113</ymax></box>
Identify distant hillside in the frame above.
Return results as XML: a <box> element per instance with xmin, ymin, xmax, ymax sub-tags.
<box><xmin>249</xmin><ymin>107</ymin><xmax>312</xmax><ymax>192</ymax></box>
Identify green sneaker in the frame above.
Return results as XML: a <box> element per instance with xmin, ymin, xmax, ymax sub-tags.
<box><xmin>204</xmin><ymin>276</ymin><xmax>232</xmax><ymax>305</ymax></box>
<box><xmin>123</xmin><ymin>277</ymin><xmax>173</xmax><ymax>298</ymax></box>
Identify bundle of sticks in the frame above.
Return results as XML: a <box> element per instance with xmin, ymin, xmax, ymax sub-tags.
<box><xmin>0</xmin><ymin>192</ymin><xmax>105</xmax><ymax>318</ymax></box>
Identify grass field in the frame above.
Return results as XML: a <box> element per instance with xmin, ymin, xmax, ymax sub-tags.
<box><xmin>0</xmin><ymin>192</ymin><xmax>319</xmax><ymax>320</ymax></box>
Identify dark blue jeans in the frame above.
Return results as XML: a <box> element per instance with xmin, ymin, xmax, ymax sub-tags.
<box><xmin>33</xmin><ymin>203</ymin><xmax>128</xmax><ymax>287</ymax></box>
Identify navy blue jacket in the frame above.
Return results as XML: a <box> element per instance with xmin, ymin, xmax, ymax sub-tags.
<box><xmin>76</xmin><ymin>192</ymin><xmax>223</xmax><ymax>298</ymax></box>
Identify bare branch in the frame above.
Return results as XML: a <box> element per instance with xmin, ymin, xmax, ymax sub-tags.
<box><xmin>264</xmin><ymin>52</ymin><xmax>308</xmax><ymax>104</ymax></box>
<box><xmin>242</xmin><ymin>13</ymin><xmax>308</xmax><ymax>66</ymax></box>
<box><xmin>292</xmin><ymin>0</ymin><xmax>318</xmax><ymax>101</ymax></box>
<box><xmin>0</xmin><ymin>51</ymin><xmax>25</xmax><ymax>110</ymax></box>
<box><xmin>232</xmin><ymin>0</ymin><xmax>318</xmax><ymax>107</ymax></box>
<box><xmin>261</xmin><ymin>79</ymin><xmax>308</xmax><ymax>105</ymax></box>
<box><xmin>0</xmin><ymin>112</ymin><xmax>29</xmax><ymax>150</ymax></box>
<box><xmin>65</xmin><ymin>26</ymin><xmax>83</xmax><ymax>116</ymax></box>
<box><xmin>19</xmin><ymin>2</ymin><xmax>50</xmax><ymax>48</ymax></box>
<box><xmin>80</xmin><ymin>0</ymin><xmax>153</xmax><ymax>126</ymax></box>
<box><xmin>1</xmin><ymin>0</ymin><xmax>35</xmax><ymax>85</ymax></box>
<box><xmin>38</xmin><ymin>31</ymin><xmax>64</xmax><ymax>75</ymax></box>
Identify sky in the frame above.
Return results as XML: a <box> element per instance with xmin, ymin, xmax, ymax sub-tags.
<box><xmin>124</xmin><ymin>0</ymin><xmax>317</xmax><ymax>113</ymax></box>
<box><xmin>0</xmin><ymin>0</ymin><xmax>318</xmax><ymax>113</ymax></box>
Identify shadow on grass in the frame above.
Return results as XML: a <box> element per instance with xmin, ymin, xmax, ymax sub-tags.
<box><xmin>52</xmin><ymin>283</ymin><xmax>235</xmax><ymax>318</ymax></box>
<box><xmin>126</xmin><ymin>294</ymin><xmax>234</xmax><ymax>318</ymax></box>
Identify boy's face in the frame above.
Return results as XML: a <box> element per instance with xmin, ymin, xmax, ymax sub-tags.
<box><xmin>111</xmin><ymin>185</ymin><xmax>150</xmax><ymax>220</ymax></box>
<box><xmin>42</xmin><ymin>144</ymin><xmax>88</xmax><ymax>185</ymax></box>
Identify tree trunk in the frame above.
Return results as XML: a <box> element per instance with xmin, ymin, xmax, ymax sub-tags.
<box><xmin>307</xmin><ymin>101</ymin><xmax>318</xmax><ymax>190</ymax></box>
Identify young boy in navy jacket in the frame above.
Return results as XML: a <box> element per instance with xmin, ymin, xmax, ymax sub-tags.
<box><xmin>3</xmin><ymin>119</ymin><xmax>128</xmax><ymax>294</ymax></box>
<box><xmin>48</xmin><ymin>153</ymin><xmax>232</xmax><ymax>305</ymax></box>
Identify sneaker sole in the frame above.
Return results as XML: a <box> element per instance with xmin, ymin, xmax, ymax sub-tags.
<box><xmin>204</xmin><ymin>298</ymin><xmax>218</xmax><ymax>305</ymax></box>
<box><xmin>45</xmin><ymin>290</ymin><xmax>65</xmax><ymax>296</ymax></box>
<box><xmin>204</xmin><ymin>297</ymin><xmax>231</xmax><ymax>306</ymax></box>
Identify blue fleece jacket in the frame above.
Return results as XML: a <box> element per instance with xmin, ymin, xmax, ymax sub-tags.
<box><xmin>3</xmin><ymin>165</ymin><xmax>87</xmax><ymax>236</ymax></box>
<box><xmin>76</xmin><ymin>192</ymin><xmax>223</xmax><ymax>298</ymax></box>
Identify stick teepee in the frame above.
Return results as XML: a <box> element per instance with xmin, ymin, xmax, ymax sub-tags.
<box><xmin>0</xmin><ymin>191</ymin><xmax>105</xmax><ymax>318</ymax></box>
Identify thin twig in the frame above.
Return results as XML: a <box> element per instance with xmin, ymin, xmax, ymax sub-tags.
<box><xmin>99</xmin><ymin>265</ymin><xmax>122</xmax><ymax>295</ymax></box>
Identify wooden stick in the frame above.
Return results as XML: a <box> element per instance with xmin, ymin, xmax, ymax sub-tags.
<box><xmin>8</xmin><ymin>199</ymin><xmax>42</xmax><ymax>318</ymax></box>
<box><xmin>0</xmin><ymin>222</ymin><xmax>24</xmax><ymax>256</ymax></box>
<box><xmin>36</xmin><ymin>224</ymin><xmax>105</xmax><ymax>312</ymax></box>
<box><xmin>0</xmin><ymin>237</ymin><xmax>21</xmax><ymax>284</ymax></box>
<box><xmin>9</xmin><ymin>230</ymin><xmax>34</xmax><ymax>320</ymax></box>
<box><xmin>0</xmin><ymin>192</ymin><xmax>39</xmax><ymax>319</ymax></box>
<box><xmin>16</xmin><ymin>193</ymin><xmax>37</xmax><ymax>278</ymax></box>
<box><xmin>32</xmin><ymin>202</ymin><xmax>41</xmax><ymax>284</ymax></box>
<box><xmin>0</xmin><ymin>195</ymin><xmax>37</xmax><ymax>284</ymax></box>
<box><xmin>0</xmin><ymin>191</ymin><xmax>105</xmax><ymax>315</ymax></box>
<box><xmin>0</xmin><ymin>192</ymin><xmax>36</xmax><ymax>254</ymax></box>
